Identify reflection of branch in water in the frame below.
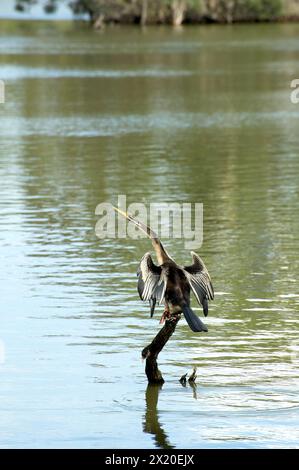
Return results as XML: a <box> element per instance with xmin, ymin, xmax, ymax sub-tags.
<box><xmin>143</xmin><ymin>384</ymin><xmax>175</xmax><ymax>449</ymax></box>
<box><xmin>189</xmin><ymin>381</ymin><xmax>197</xmax><ymax>400</ymax></box>
<box><xmin>179</xmin><ymin>368</ymin><xmax>198</xmax><ymax>399</ymax></box>
<box><xmin>179</xmin><ymin>379</ymin><xmax>198</xmax><ymax>399</ymax></box>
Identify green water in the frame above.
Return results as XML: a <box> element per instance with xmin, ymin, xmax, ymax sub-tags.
<box><xmin>0</xmin><ymin>20</ymin><xmax>299</xmax><ymax>448</ymax></box>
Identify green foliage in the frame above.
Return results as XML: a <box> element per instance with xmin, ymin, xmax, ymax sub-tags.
<box><xmin>14</xmin><ymin>0</ymin><xmax>285</xmax><ymax>23</ymax></box>
<box><xmin>15</xmin><ymin>0</ymin><xmax>37</xmax><ymax>12</ymax></box>
<box><xmin>239</xmin><ymin>0</ymin><xmax>282</xmax><ymax>19</ymax></box>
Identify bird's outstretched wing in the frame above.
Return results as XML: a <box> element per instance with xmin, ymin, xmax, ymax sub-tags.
<box><xmin>182</xmin><ymin>251</ymin><xmax>214</xmax><ymax>317</ymax></box>
<box><xmin>137</xmin><ymin>252</ymin><xmax>167</xmax><ymax>315</ymax></box>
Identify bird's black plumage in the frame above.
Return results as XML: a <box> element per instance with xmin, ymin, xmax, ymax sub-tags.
<box><xmin>137</xmin><ymin>253</ymin><xmax>213</xmax><ymax>332</ymax></box>
<box><xmin>113</xmin><ymin>206</ymin><xmax>214</xmax><ymax>333</ymax></box>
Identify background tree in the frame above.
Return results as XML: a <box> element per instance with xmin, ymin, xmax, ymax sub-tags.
<box><xmin>15</xmin><ymin>0</ymin><xmax>285</xmax><ymax>26</ymax></box>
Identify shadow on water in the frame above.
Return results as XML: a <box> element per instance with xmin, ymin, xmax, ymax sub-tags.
<box><xmin>143</xmin><ymin>384</ymin><xmax>174</xmax><ymax>449</ymax></box>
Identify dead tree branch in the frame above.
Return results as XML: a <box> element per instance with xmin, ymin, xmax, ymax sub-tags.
<box><xmin>142</xmin><ymin>313</ymin><xmax>181</xmax><ymax>383</ymax></box>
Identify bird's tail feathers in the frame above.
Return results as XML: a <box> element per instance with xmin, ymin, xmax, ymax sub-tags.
<box><xmin>181</xmin><ymin>305</ymin><xmax>208</xmax><ymax>333</ymax></box>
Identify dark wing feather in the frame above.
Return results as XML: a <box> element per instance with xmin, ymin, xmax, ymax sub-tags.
<box><xmin>182</xmin><ymin>251</ymin><xmax>214</xmax><ymax>316</ymax></box>
<box><xmin>137</xmin><ymin>253</ymin><xmax>167</xmax><ymax>311</ymax></box>
<box><xmin>149</xmin><ymin>298</ymin><xmax>156</xmax><ymax>318</ymax></box>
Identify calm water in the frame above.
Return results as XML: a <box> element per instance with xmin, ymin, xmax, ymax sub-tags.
<box><xmin>0</xmin><ymin>20</ymin><xmax>299</xmax><ymax>449</ymax></box>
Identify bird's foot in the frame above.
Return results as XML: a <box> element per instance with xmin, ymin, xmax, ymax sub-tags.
<box><xmin>159</xmin><ymin>310</ymin><xmax>171</xmax><ymax>324</ymax></box>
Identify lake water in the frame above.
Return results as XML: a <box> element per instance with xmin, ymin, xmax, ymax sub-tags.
<box><xmin>0</xmin><ymin>20</ymin><xmax>299</xmax><ymax>449</ymax></box>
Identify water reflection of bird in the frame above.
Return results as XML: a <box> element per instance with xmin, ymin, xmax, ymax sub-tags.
<box><xmin>113</xmin><ymin>207</ymin><xmax>214</xmax><ymax>332</ymax></box>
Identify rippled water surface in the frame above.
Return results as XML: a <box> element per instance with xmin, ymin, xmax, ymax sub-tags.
<box><xmin>0</xmin><ymin>20</ymin><xmax>299</xmax><ymax>448</ymax></box>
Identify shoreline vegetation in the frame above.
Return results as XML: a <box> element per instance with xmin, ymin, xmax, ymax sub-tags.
<box><xmin>16</xmin><ymin>1</ymin><xmax>299</xmax><ymax>28</ymax></box>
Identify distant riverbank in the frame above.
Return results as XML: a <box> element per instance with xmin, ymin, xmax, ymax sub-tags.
<box><xmin>4</xmin><ymin>1</ymin><xmax>299</xmax><ymax>28</ymax></box>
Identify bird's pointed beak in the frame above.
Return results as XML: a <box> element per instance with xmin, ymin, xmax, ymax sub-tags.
<box><xmin>112</xmin><ymin>206</ymin><xmax>130</xmax><ymax>220</ymax></box>
<box><xmin>112</xmin><ymin>205</ymin><xmax>151</xmax><ymax>238</ymax></box>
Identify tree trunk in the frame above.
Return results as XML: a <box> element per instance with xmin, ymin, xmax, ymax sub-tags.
<box><xmin>93</xmin><ymin>13</ymin><xmax>105</xmax><ymax>29</ymax></box>
<box><xmin>141</xmin><ymin>0</ymin><xmax>148</xmax><ymax>25</ymax></box>
<box><xmin>171</xmin><ymin>0</ymin><xmax>186</xmax><ymax>26</ymax></box>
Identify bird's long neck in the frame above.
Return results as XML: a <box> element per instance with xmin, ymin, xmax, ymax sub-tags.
<box><xmin>113</xmin><ymin>206</ymin><xmax>171</xmax><ymax>265</ymax></box>
<box><xmin>150</xmin><ymin>237</ymin><xmax>170</xmax><ymax>265</ymax></box>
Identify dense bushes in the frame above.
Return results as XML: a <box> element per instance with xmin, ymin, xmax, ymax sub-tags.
<box><xmin>16</xmin><ymin>0</ymin><xmax>295</xmax><ymax>26</ymax></box>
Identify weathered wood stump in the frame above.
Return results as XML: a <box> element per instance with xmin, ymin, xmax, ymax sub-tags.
<box><xmin>142</xmin><ymin>313</ymin><xmax>181</xmax><ymax>384</ymax></box>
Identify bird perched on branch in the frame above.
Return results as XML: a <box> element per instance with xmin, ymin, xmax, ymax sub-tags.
<box><xmin>113</xmin><ymin>207</ymin><xmax>214</xmax><ymax>332</ymax></box>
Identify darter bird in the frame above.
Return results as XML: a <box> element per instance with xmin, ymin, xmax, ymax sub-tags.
<box><xmin>113</xmin><ymin>207</ymin><xmax>214</xmax><ymax>332</ymax></box>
